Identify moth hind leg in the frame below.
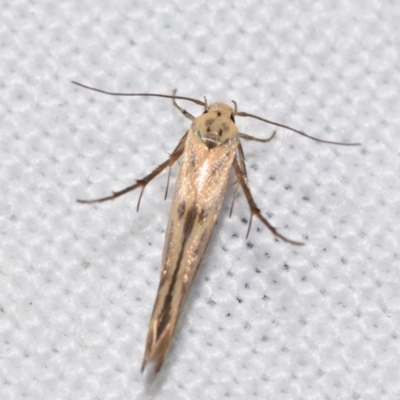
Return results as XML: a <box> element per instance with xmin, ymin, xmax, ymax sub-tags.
<box><xmin>232</xmin><ymin>155</ymin><xmax>303</xmax><ymax>246</ymax></box>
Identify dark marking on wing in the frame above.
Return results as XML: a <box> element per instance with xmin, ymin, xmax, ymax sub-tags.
<box><xmin>210</xmin><ymin>154</ymin><xmax>229</xmax><ymax>175</ymax></box>
<box><xmin>193</xmin><ymin>229</ymin><xmax>209</xmax><ymax>259</ymax></box>
<box><xmin>156</xmin><ymin>205</ymin><xmax>198</xmax><ymax>337</ymax></box>
<box><xmin>177</xmin><ymin>201</ymin><xmax>186</xmax><ymax>219</ymax></box>
<box><xmin>190</xmin><ymin>149</ymin><xmax>197</xmax><ymax>168</ymax></box>
<box><xmin>198</xmin><ymin>207</ymin><xmax>209</xmax><ymax>223</ymax></box>
<box><xmin>183</xmin><ymin>205</ymin><xmax>197</xmax><ymax>239</ymax></box>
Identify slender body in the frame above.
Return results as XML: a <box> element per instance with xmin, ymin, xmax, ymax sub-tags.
<box><xmin>142</xmin><ymin>103</ymin><xmax>239</xmax><ymax>371</ymax></box>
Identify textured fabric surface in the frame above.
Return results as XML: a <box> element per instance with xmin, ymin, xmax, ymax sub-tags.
<box><xmin>1</xmin><ymin>1</ymin><xmax>399</xmax><ymax>399</ymax></box>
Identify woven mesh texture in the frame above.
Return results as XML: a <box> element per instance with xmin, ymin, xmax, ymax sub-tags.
<box><xmin>1</xmin><ymin>1</ymin><xmax>399</xmax><ymax>399</ymax></box>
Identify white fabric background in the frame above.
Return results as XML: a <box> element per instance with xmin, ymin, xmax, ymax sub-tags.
<box><xmin>1</xmin><ymin>1</ymin><xmax>399</xmax><ymax>399</ymax></box>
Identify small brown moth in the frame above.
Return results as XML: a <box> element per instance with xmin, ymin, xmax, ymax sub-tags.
<box><xmin>73</xmin><ymin>81</ymin><xmax>360</xmax><ymax>372</ymax></box>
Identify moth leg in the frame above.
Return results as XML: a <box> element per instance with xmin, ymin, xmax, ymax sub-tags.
<box><xmin>77</xmin><ymin>132</ymin><xmax>188</xmax><ymax>211</ymax></box>
<box><xmin>229</xmin><ymin>182</ymin><xmax>240</xmax><ymax>218</ymax></box>
<box><xmin>237</xmin><ymin>141</ymin><xmax>248</xmax><ymax>177</ymax></box>
<box><xmin>171</xmin><ymin>89</ymin><xmax>195</xmax><ymax>121</ymax></box>
<box><xmin>236</xmin><ymin>131</ymin><xmax>276</xmax><ymax>178</ymax></box>
<box><xmin>239</xmin><ymin>130</ymin><xmax>276</xmax><ymax>143</ymax></box>
<box><xmin>228</xmin><ymin>142</ymin><xmax>246</xmax><ymax>217</ymax></box>
<box><xmin>232</xmin><ymin>155</ymin><xmax>303</xmax><ymax>246</ymax></box>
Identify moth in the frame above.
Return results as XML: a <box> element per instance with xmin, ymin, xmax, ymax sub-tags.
<box><xmin>73</xmin><ymin>81</ymin><xmax>360</xmax><ymax>372</ymax></box>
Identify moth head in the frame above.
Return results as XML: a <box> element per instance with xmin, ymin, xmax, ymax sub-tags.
<box><xmin>193</xmin><ymin>102</ymin><xmax>239</xmax><ymax>149</ymax></box>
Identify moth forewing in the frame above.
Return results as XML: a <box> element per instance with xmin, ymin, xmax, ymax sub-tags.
<box><xmin>141</xmin><ymin>103</ymin><xmax>240</xmax><ymax>372</ymax></box>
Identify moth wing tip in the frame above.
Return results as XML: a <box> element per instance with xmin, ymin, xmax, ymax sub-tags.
<box><xmin>140</xmin><ymin>353</ymin><xmax>166</xmax><ymax>374</ymax></box>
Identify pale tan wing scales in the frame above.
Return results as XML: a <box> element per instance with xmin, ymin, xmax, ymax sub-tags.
<box><xmin>142</xmin><ymin>105</ymin><xmax>239</xmax><ymax>372</ymax></box>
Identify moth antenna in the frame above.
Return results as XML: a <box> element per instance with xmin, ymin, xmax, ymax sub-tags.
<box><xmin>235</xmin><ymin>110</ymin><xmax>361</xmax><ymax>146</ymax></box>
<box><xmin>71</xmin><ymin>81</ymin><xmax>205</xmax><ymax>107</ymax></box>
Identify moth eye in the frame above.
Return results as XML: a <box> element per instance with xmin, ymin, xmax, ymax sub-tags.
<box><xmin>230</xmin><ymin>114</ymin><xmax>235</xmax><ymax>122</ymax></box>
